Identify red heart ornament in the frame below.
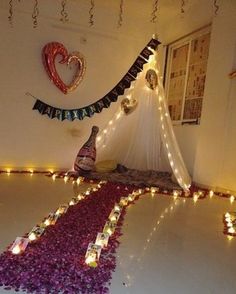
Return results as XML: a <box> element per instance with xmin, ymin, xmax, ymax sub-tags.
<box><xmin>42</xmin><ymin>42</ymin><xmax>86</xmax><ymax>94</ymax></box>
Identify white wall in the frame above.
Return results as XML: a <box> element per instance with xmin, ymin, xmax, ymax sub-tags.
<box><xmin>0</xmin><ymin>0</ymin><xmax>154</xmax><ymax>170</ymax></box>
<box><xmin>0</xmin><ymin>0</ymin><xmax>235</xmax><ymax>192</ymax></box>
<box><xmin>193</xmin><ymin>0</ymin><xmax>236</xmax><ymax>192</ymax></box>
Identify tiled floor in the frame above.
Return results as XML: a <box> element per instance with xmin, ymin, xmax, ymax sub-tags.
<box><xmin>0</xmin><ymin>174</ymin><xmax>236</xmax><ymax>294</ymax></box>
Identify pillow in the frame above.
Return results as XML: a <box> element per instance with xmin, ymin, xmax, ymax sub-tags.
<box><xmin>95</xmin><ymin>160</ymin><xmax>117</xmax><ymax>173</ymax></box>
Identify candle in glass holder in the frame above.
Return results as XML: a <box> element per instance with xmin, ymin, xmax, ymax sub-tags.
<box><xmin>85</xmin><ymin>243</ymin><xmax>102</xmax><ymax>267</ymax></box>
<box><xmin>10</xmin><ymin>237</ymin><xmax>29</xmax><ymax>255</ymax></box>
<box><xmin>95</xmin><ymin>232</ymin><xmax>109</xmax><ymax>248</ymax></box>
<box><xmin>28</xmin><ymin>225</ymin><xmax>45</xmax><ymax>241</ymax></box>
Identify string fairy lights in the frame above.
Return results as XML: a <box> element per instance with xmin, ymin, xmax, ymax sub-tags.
<box><xmin>85</xmin><ymin>188</ymin><xmax>145</xmax><ymax>267</ymax></box>
<box><xmin>223</xmin><ymin>212</ymin><xmax>236</xmax><ymax>238</ymax></box>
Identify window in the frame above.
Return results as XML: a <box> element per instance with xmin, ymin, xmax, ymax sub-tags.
<box><xmin>165</xmin><ymin>26</ymin><xmax>211</xmax><ymax>124</ymax></box>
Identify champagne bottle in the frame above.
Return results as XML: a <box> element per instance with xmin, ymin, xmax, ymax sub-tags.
<box><xmin>74</xmin><ymin>126</ymin><xmax>99</xmax><ymax>173</ymax></box>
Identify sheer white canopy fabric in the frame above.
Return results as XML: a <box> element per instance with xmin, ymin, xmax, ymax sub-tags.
<box><xmin>96</xmin><ymin>51</ymin><xmax>191</xmax><ymax>191</ymax></box>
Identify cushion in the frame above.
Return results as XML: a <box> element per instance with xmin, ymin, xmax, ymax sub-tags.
<box><xmin>95</xmin><ymin>160</ymin><xmax>117</xmax><ymax>173</ymax></box>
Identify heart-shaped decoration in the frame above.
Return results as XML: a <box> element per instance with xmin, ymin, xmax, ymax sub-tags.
<box><xmin>121</xmin><ymin>98</ymin><xmax>138</xmax><ymax>115</ymax></box>
<box><xmin>42</xmin><ymin>42</ymin><xmax>86</xmax><ymax>94</ymax></box>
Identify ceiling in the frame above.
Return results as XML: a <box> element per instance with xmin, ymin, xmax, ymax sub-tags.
<box><xmin>0</xmin><ymin>0</ymin><xmax>215</xmax><ymax>43</ymax></box>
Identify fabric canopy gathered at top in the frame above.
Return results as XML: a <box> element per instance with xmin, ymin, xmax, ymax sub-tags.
<box><xmin>96</xmin><ymin>49</ymin><xmax>191</xmax><ymax>191</ymax></box>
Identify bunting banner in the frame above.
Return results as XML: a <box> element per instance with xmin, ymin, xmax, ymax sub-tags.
<box><xmin>31</xmin><ymin>38</ymin><xmax>161</xmax><ymax>121</ymax></box>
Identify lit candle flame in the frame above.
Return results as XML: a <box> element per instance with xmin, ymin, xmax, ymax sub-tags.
<box><xmin>12</xmin><ymin>245</ymin><xmax>21</xmax><ymax>255</ymax></box>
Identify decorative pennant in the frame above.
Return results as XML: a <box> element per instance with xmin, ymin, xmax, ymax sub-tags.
<box><xmin>31</xmin><ymin>38</ymin><xmax>161</xmax><ymax>121</ymax></box>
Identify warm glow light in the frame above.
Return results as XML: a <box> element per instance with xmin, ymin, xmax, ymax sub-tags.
<box><xmin>128</xmin><ymin>195</ymin><xmax>134</xmax><ymax>202</ymax></box>
<box><xmin>103</xmin><ymin>129</ymin><xmax>107</xmax><ymax>134</ymax></box>
<box><xmin>28</xmin><ymin>232</ymin><xmax>36</xmax><ymax>241</ymax></box>
<box><xmin>77</xmin><ymin>194</ymin><xmax>84</xmax><ymax>201</ymax></box>
<box><xmin>116</xmin><ymin>112</ymin><xmax>121</xmax><ymax>120</ymax></box>
<box><xmin>69</xmin><ymin>200</ymin><xmax>75</xmax><ymax>206</ymax></box>
<box><xmin>64</xmin><ymin>176</ymin><xmax>69</xmax><ymax>183</ymax></box>
<box><xmin>52</xmin><ymin>174</ymin><xmax>56</xmax><ymax>181</ymax></box>
<box><xmin>85</xmin><ymin>254</ymin><xmax>96</xmax><ymax>265</ymax></box>
<box><xmin>151</xmin><ymin>187</ymin><xmax>158</xmax><ymax>194</ymax></box>
<box><xmin>120</xmin><ymin>197</ymin><xmax>128</xmax><ymax>206</ymax></box>
<box><xmin>44</xmin><ymin>219</ymin><xmax>51</xmax><ymax>226</ymax></box>
<box><xmin>12</xmin><ymin>245</ymin><xmax>21</xmax><ymax>255</ymax></box>
<box><xmin>225</xmin><ymin>212</ymin><xmax>230</xmax><ymax>218</ymax></box>
<box><xmin>173</xmin><ymin>190</ymin><xmax>179</xmax><ymax>199</ymax></box>
<box><xmin>110</xmin><ymin>215</ymin><xmax>117</xmax><ymax>222</ymax></box>
<box><xmin>106</xmin><ymin>228</ymin><xmax>113</xmax><ymax>236</ymax></box>
<box><xmin>114</xmin><ymin>204</ymin><xmax>121</xmax><ymax>212</ymax></box>
<box><xmin>230</xmin><ymin>195</ymin><xmax>235</xmax><ymax>203</ymax></box>
<box><xmin>225</xmin><ymin>216</ymin><xmax>231</xmax><ymax>223</ymax></box>
<box><xmin>228</xmin><ymin>227</ymin><xmax>235</xmax><ymax>234</ymax></box>
<box><xmin>227</xmin><ymin>222</ymin><xmax>233</xmax><ymax>228</ymax></box>
<box><xmin>193</xmin><ymin>194</ymin><xmax>199</xmax><ymax>203</ymax></box>
<box><xmin>109</xmin><ymin>120</ymin><xmax>113</xmax><ymax>125</ymax></box>
<box><xmin>209</xmin><ymin>190</ymin><xmax>214</xmax><ymax>198</ymax></box>
<box><xmin>97</xmin><ymin>136</ymin><xmax>101</xmax><ymax>142</ymax></box>
<box><xmin>76</xmin><ymin>178</ymin><xmax>81</xmax><ymax>185</ymax></box>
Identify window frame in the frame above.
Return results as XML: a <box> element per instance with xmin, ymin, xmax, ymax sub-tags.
<box><xmin>164</xmin><ymin>25</ymin><xmax>211</xmax><ymax>125</ymax></box>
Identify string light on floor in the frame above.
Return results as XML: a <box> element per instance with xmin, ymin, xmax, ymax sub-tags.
<box><xmin>85</xmin><ymin>188</ymin><xmax>145</xmax><ymax>267</ymax></box>
<box><xmin>209</xmin><ymin>190</ymin><xmax>214</xmax><ymax>198</ymax></box>
<box><xmin>9</xmin><ymin>180</ymin><xmax>107</xmax><ymax>255</ymax></box>
<box><xmin>223</xmin><ymin>212</ymin><xmax>236</xmax><ymax>238</ymax></box>
<box><xmin>230</xmin><ymin>195</ymin><xmax>235</xmax><ymax>204</ymax></box>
